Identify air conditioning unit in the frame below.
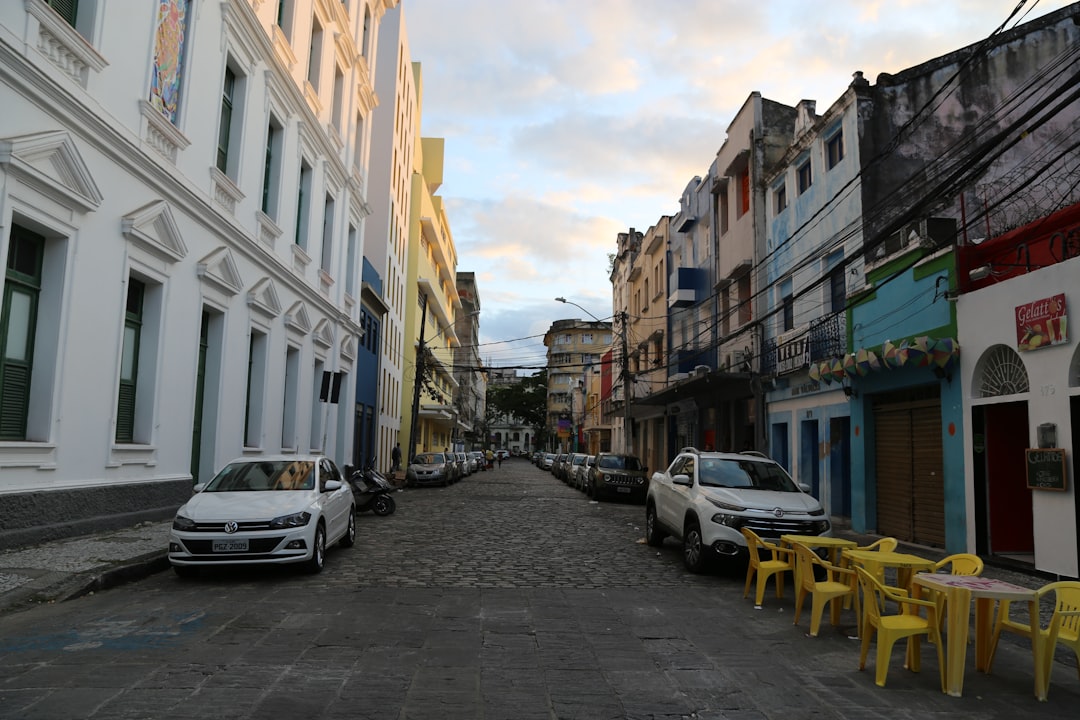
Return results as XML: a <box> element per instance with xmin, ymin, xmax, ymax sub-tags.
<box><xmin>694</xmin><ymin>365</ymin><xmax>709</xmax><ymax>377</ymax></box>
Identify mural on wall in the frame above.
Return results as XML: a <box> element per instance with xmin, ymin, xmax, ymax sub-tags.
<box><xmin>1015</xmin><ymin>293</ymin><xmax>1068</xmax><ymax>352</ymax></box>
<box><xmin>148</xmin><ymin>0</ymin><xmax>190</xmax><ymax>124</ymax></box>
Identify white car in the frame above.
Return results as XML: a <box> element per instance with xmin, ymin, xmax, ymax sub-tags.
<box><xmin>645</xmin><ymin>448</ymin><xmax>830</xmax><ymax>573</ymax></box>
<box><xmin>169</xmin><ymin>455</ymin><xmax>355</xmax><ymax>576</ymax></box>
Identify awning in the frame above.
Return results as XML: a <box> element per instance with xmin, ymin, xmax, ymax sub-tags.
<box><xmin>634</xmin><ymin>369</ymin><xmax>753</xmax><ymax>409</ymax></box>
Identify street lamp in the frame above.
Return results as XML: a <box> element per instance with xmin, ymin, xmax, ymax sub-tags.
<box><xmin>554</xmin><ymin>296</ymin><xmax>603</xmax><ymax>323</ymax></box>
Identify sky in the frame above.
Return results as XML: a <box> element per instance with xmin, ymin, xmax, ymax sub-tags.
<box><xmin>401</xmin><ymin>0</ymin><xmax>1074</xmax><ymax>370</ymax></box>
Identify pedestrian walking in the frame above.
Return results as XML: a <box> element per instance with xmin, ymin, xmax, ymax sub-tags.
<box><xmin>391</xmin><ymin>442</ymin><xmax>402</xmax><ymax>472</ymax></box>
<box><xmin>497</xmin><ymin>452</ymin><xmax>503</xmax><ymax>469</ymax></box>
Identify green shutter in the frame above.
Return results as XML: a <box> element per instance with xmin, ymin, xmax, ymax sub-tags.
<box><xmin>47</xmin><ymin>0</ymin><xmax>78</xmax><ymax>27</ymax></box>
<box><xmin>0</xmin><ymin>364</ymin><xmax>30</xmax><ymax>438</ymax></box>
<box><xmin>116</xmin><ymin>380</ymin><xmax>136</xmax><ymax>443</ymax></box>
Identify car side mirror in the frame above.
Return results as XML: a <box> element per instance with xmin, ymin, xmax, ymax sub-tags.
<box><xmin>798</xmin><ymin>482</ymin><xmax>812</xmax><ymax>493</ymax></box>
<box><xmin>672</xmin><ymin>474</ymin><xmax>692</xmax><ymax>487</ymax></box>
<box><xmin>324</xmin><ymin>479</ymin><xmax>343</xmax><ymax>492</ymax></box>
<box><xmin>191</xmin><ymin>483</ymin><xmax>207</xmax><ymax>495</ymax></box>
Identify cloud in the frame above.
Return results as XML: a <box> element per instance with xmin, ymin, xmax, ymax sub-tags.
<box><xmin>401</xmin><ymin>0</ymin><xmax>1078</xmax><ymax>367</ymax></box>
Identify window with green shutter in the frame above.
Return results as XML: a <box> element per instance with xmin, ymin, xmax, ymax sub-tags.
<box><xmin>1</xmin><ymin>226</ymin><xmax>44</xmax><ymax>440</ymax></box>
<box><xmin>216</xmin><ymin>66</ymin><xmax>236</xmax><ymax>174</ymax></box>
<box><xmin>46</xmin><ymin>0</ymin><xmax>78</xmax><ymax>27</ymax></box>
<box><xmin>116</xmin><ymin>278</ymin><xmax>144</xmax><ymax>443</ymax></box>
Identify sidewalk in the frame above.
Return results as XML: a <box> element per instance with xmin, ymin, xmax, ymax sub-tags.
<box><xmin>0</xmin><ymin>520</ymin><xmax>172</xmax><ymax>616</ymax></box>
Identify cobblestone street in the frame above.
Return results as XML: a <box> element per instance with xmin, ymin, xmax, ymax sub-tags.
<box><xmin>0</xmin><ymin>459</ymin><xmax>1077</xmax><ymax>719</ymax></box>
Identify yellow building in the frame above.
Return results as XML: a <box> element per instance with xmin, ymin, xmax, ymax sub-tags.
<box><xmin>400</xmin><ymin>129</ymin><xmax>462</xmax><ymax>456</ymax></box>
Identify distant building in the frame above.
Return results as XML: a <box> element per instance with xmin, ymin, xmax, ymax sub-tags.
<box><xmin>454</xmin><ymin>272</ymin><xmax>485</xmax><ymax>449</ymax></box>
<box><xmin>544</xmin><ymin>320</ymin><xmax>612</xmax><ymax>453</ymax></box>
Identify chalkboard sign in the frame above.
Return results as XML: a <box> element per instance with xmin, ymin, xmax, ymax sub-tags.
<box><xmin>1025</xmin><ymin>448</ymin><xmax>1067</xmax><ymax>491</ymax></box>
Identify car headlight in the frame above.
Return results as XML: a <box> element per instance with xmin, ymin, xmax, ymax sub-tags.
<box><xmin>270</xmin><ymin>511</ymin><xmax>311</xmax><ymax>529</ymax></box>
<box><xmin>173</xmin><ymin>514</ymin><xmax>196</xmax><ymax>531</ymax></box>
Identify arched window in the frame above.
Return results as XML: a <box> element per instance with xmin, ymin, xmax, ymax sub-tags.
<box><xmin>973</xmin><ymin>344</ymin><xmax>1029</xmax><ymax>397</ymax></box>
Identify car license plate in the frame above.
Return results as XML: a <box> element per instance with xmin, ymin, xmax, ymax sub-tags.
<box><xmin>212</xmin><ymin>539</ymin><xmax>248</xmax><ymax>552</ymax></box>
<box><xmin>617</xmin><ymin>487</ymin><xmax>631</xmax><ymax>493</ymax></box>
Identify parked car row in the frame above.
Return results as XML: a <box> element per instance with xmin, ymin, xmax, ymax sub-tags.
<box><xmin>539</xmin><ymin>450</ymin><xmax>650</xmax><ymax>503</ymax></box>
<box><xmin>405</xmin><ymin>450</ymin><xmax>484</xmax><ymax>487</ymax></box>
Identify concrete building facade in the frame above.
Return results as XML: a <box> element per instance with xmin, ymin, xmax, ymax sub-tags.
<box><xmin>0</xmin><ymin>0</ymin><xmax>395</xmax><ymax>546</ymax></box>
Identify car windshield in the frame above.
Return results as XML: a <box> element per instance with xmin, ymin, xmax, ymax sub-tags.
<box><xmin>698</xmin><ymin>458</ymin><xmax>799</xmax><ymax>492</ymax></box>
<box><xmin>204</xmin><ymin>460</ymin><xmax>315</xmax><ymax>492</ymax></box>
<box><xmin>573</xmin><ymin>456</ymin><xmax>586</xmax><ymax>465</ymax></box>
<box><xmin>415</xmin><ymin>453</ymin><xmax>445</xmax><ymax>464</ymax></box>
<box><xmin>598</xmin><ymin>455</ymin><xmax>643</xmax><ymax>471</ymax></box>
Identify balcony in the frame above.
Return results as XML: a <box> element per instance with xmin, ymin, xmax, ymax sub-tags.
<box><xmin>671</xmin><ymin>346</ymin><xmax>716</xmax><ymax>375</ymax></box>
<box><xmin>763</xmin><ymin>314</ymin><xmax>843</xmax><ymax>376</ymax></box>
<box><xmin>668</xmin><ymin>267</ymin><xmax>707</xmax><ymax>308</ymax></box>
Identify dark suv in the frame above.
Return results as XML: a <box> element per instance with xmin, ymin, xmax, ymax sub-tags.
<box><xmin>587</xmin><ymin>453</ymin><xmax>649</xmax><ymax>502</ymax></box>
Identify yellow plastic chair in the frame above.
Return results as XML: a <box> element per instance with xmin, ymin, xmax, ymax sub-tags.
<box><xmin>933</xmin><ymin>553</ymin><xmax>984</xmax><ymax>576</ymax></box>
<box><xmin>856</xmin><ymin>537</ymin><xmax>898</xmax><ymax>553</ymax></box>
<box><xmin>741</xmin><ymin>528</ymin><xmax>794</xmax><ymax>607</ymax></box>
<box><xmin>919</xmin><ymin>553</ymin><xmax>985</xmax><ymax>632</ymax></box>
<box><xmin>856</xmin><ymin>567</ymin><xmax>945</xmax><ymax>689</ymax></box>
<box><xmin>793</xmin><ymin>543</ymin><xmax>856</xmax><ymax>637</ymax></box>
<box><xmin>986</xmin><ymin>581</ymin><xmax>1080</xmax><ymax>698</ymax></box>
<box><xmin>843</xmin><ymin>537</ymin><xmax>899</xmax><ymax>582</ymax></box>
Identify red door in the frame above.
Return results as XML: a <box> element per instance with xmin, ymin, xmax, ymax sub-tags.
<box><xmin>984</xmin><ymin>402</ymin><xmax>1033</xmax><ymax>554</ymax></box>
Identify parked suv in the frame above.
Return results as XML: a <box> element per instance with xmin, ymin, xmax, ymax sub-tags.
<box><xmin>587</xmin><ymin>453</ymin><xmax>649</xmax><ymax>502</ymax></box>
<box><xmin>645</xmin><ymin>447</ymin><xmax>830</xmax><ymax>573</ymax></box>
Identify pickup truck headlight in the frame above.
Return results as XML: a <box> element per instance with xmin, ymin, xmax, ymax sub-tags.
<box><xmin>708</xmin><ymin>498</ymin><xmax>746</xmax><ymax>512</ymax></box>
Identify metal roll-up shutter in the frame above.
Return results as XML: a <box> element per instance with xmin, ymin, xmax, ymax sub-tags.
<box><xmin>875</xmin><ymin>408</ymin><xmax>912</xmax><ymax>540</ymax></box>
<box><xmin>911</xmin><ymin>404</ymin><xmax>946</xmax><ymax>547</ymax></box>
<box><xmin>873</xmin><ymin>389</ymin><xmax>945</xmax><ymax>546</ymax></box>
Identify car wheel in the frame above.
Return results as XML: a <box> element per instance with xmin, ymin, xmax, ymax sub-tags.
<box><xmin>373</xmin><ymin>494</ymin><xmax>396</xmax><ymax>516</ymax></box>
<box><xmin>340</xmin><ymin>509</ymin><xmax>356</xmax><ymax>548</ymax></box>
<box><xmin>645</xmin><ymin>504</ymin><xmax>666</xmax><ymax>546</ymax></box>
<box><xmin>172</xmin><ymin>564</ymin><xmax>198</xmax><ymax>579</ymax></box>
<box><xmin>305</xmin><ymin>523</ymin><xmax>326</xmax><ymax>573</ymax></box>
<box><xmin>682</xmin><ymin>519</ymin><xmax>708</xmax><ymax>573</ymax></box>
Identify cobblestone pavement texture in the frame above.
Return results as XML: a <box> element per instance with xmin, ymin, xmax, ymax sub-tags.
<box><xmin>0</xmin><ymin>460</ymin><xmax>1077</xmax><ymax>719</ymax></box>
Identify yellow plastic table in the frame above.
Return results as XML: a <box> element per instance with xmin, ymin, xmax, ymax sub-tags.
<box><xmin>912</xmin><ymin>574</ymin><xmax>1044</xmax><ymax>699</ymax></box>
<box><xmin>781</xmin><ymin>535</ymin><xmax>858</xmax><ymax>599</ymax></box>
<box><xmin>842</xmin><ymin>549</ymin><xmax>936</xmax><ymax>591</ymax></box>
<box><xmin>780</xmin><ymin>534</ymin><xmax>857</xmax><ymax>565</ymax></box>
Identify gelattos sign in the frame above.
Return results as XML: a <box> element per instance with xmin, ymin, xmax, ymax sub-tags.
<box><xmin>1015</xmin><ymin>293</ymin><xmax>1068</xmax><ymax>352</ymax></box>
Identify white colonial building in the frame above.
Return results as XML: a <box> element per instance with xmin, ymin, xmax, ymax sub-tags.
<box><xmin>0</xmin><ymin>0</ymin><xmax>397</xmax><ymax>547</ymax></box>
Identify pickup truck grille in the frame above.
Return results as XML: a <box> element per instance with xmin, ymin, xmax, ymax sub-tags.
<box><xmin>740</xmin><ymin>517</ymin><xmax>827</xmax><ymax>538</ymax></box>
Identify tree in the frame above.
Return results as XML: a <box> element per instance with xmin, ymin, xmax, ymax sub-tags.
<box><xmin>487</xmin><ymin>370</ymin><xmax>547</xmax><ymax>448</ymax></box>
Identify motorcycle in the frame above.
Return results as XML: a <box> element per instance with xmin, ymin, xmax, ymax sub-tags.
<box><xmin>349</xmin><ymin>459</ymin><xmax>397</xmax><ymax>516</ymax></box>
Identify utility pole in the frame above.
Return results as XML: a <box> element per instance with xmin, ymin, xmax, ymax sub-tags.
<box><xmin>407</xmin><ymin>294</ymin><xmax>428</xmax><ymax>459</ymax></box>
<box><xmin>620</xmin><ymin>310</ymin><xmax>632</xmax><ymax>454</ymax></box>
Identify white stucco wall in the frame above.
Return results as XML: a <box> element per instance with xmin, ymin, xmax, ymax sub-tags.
<box><xmin>958</xmin><ymin>256</ymin><xmax>1080</xmax><ymax>577</ymax></box>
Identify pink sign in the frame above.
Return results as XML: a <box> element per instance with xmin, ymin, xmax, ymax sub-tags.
<box><xmin>1015</xmin><ymin>293</ymin><xmax>1067</xmax><ymax>352</ymax></box>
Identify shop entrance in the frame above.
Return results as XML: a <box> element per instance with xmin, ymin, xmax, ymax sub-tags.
<box><xmin>982</xmin><ymin>401</ymin><xmax>1034</xmax><ymax>556</ymax></box>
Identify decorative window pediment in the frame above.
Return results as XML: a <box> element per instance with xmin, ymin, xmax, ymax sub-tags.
<box><xmin>121</xmin><ymin>200</ymin><xmax>187</xmax><ymax>263</ymax></box>
<box><xmin>313</xmin><ymin>318</ymin><xmax>334</xmax><ymax>349</ymax></box>
<box><xmin>0</xmin><ymin>131</ymin><xmax>103</xmax><ymax>212</ymax></box>
<box><xmin>285</xmin><ymin>301</ymin><xmax>312</xmax><ymax>335</ymax></box>
<box><xmin>196</xmin><ymin>247</ymin><xmax>243</xmax><ymax>297</ymax></box>
<box><xmin>341</xmin><ymin>335</ymin><xmax>356</xmax><ymax>361</ymax></box>
<box><xmin>247</xmin><ymin>277</ymin><xmax>282</xmax><ymax>320</ymax></box>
